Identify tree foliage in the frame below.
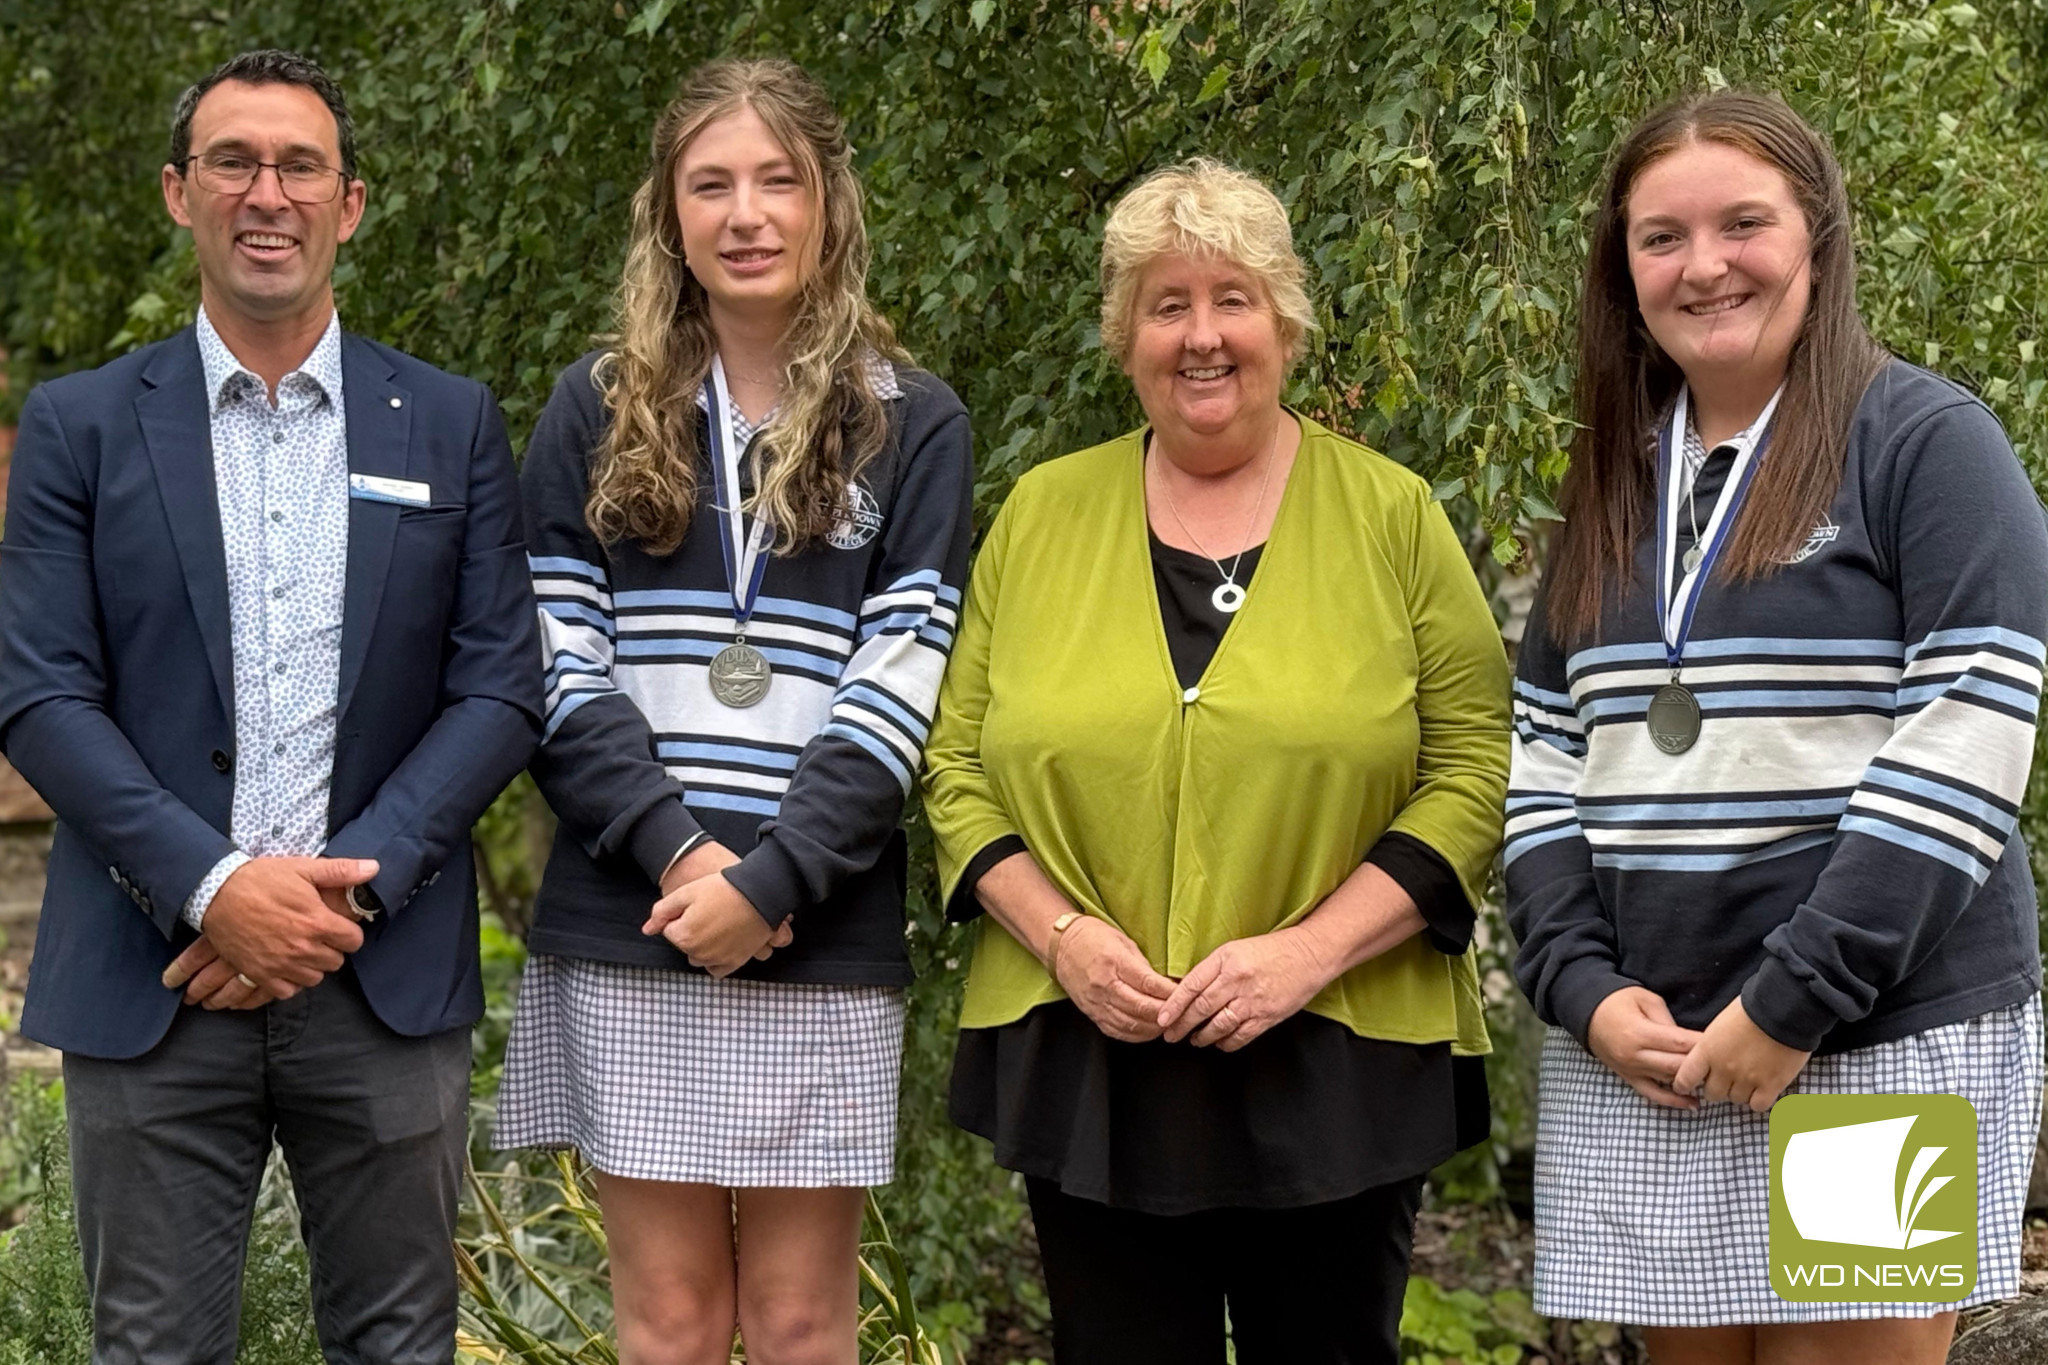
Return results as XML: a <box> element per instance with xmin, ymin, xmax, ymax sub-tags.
<box><xmin>5</xmin><ymin>1</ymin><xmax>2046</xmax><ymax>539</ymax></box>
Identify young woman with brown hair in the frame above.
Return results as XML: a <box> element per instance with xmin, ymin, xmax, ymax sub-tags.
<box><xmin>1507</xmin><ymin>91</ymin><xmax>2046</xmax><ymax>1364</ymax></box>
<box><xmin>492</xmin><ymin>59</ymin><xmax>972</xmax><ymax>1365</ymax></box>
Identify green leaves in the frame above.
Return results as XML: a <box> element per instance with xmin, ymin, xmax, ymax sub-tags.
<box><xmin>624</xmin><ymin>0</ymin><xmax>676</xmax><ymax>38</ymax></box>
<box><xmin>1139</xmin><ymin>29</ymin><xmax>1172</xmax><ymax>87</ymax></box>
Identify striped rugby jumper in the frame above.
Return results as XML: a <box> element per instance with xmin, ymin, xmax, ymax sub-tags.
<box><xmin>515</xmin><ymin>349</ymin><xmax>973</xmax><ymax>979</ymax></box>
<box><xmin>1504</xmin><ymin>360</ymin><xmax>2048</xmax><ymax>1321</ymax></box>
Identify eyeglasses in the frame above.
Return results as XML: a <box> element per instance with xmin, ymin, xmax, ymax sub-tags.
<box><xmin>182</xmin><ymin>152</ymin><xmax>349</xmax><ymax>204</ymax></box>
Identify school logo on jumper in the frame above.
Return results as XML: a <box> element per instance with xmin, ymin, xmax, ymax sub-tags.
<box><xmin>1779</xmin><ymin>515</ymin><xmax>1840</xmax><ymax>565</ymax></box>
<box><xmin>828</xmin><ymin>483</ymin><xmax>885</xmax><ymax>550</ymax></box>
<box><xmin>1769</xmin><ymin>1094</ymin><xmax>1977</xmax><ymax>1303</ymax></box>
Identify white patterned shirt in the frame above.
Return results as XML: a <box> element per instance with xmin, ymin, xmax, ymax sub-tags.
<box><xmin>1677</xmin><ymin>384</ymin><xmax>1782</xmax><ymax>493</ymax></box>
<box><xmin>181</xmin><ymin>307</ymin><xmax>351</xmax><ymax>927</ymax></box>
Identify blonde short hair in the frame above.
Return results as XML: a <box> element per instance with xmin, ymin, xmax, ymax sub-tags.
<box><xmin>1098</xmin><ymin>158</ymin><xmax>1316</xmax><ymax>365</ymax></box>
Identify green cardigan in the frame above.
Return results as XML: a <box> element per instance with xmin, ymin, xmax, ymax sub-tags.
<box><xmin>923</xmin><ymin>415</ymin><xmax>1509</xmax><ymax>1051</ymax></box>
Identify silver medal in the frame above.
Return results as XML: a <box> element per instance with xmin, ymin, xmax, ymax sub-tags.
<box><xmin>1645</xmin><ymin>680</ymin><xmax>1702</xmax><ymax>755</ymax></box>
<box><xmin>1211</xmin><ymin>581</ymin><xmax>1247</xmax><ymax>614</ymax></box>
<box><xmin>705</xmin><ymin>357</ymin><xmax>776</xmax><ymax>710</ymax></box>
<box><xmin>709</xmin><ymin>641</ymin><xmax>771</xmax><ymax>708</ymax></box>
<box><xmin>1652</xmin><ymin>387</ymin><xmax>1780</xmax><ymax>759</ymax></box>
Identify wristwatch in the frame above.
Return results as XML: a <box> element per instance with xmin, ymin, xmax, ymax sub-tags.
<box><xmin>346</xmin><ymin>883</ymin><xmax>383</xmax><ymax>922</ymax></box>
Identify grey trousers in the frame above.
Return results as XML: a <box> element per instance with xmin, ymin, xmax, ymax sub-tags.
<box><xmin>62</xmin><ymin>968</ymin><xmax>471</xmax><ymax>1365</ymax></box>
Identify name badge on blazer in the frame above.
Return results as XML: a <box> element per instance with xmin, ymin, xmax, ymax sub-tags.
<box><xmin>348</xmin><ymin>474</ymin><xmax>432</xmax><ymax>508</ymax></box>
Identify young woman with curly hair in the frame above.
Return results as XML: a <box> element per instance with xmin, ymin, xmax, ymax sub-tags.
<box><xmin>493</xmin><ymin>58</ymin><xmax>973</xmax><ymax>1365</ymax></box>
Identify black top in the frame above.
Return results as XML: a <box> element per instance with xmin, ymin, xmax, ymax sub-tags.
<box><xmin>948</xmin><ymin>530</ymin><xmax>1490</xmax><ymax>1213</ymax></box>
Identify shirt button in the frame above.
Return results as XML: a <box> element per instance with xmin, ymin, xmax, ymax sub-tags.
<box><xmin>271</xmin><ymin>824</ymin><xmax>283</xmax><ymax>838</ymax></box>
<box><xmin>270</xmin><ymin>510</ymin><xmax>285</xmax><ymax>523</ymax></box>
<box><xmin>273</xmin><ymin>661</ymin><xmax>287</xmax><ymax>675</ymax></box>
<box><xmin>273</xmin><ymin>741</ymin><xmax>287</xmax><ymax>756</ymax></box>
<box><xmin>271</xmin><ymin>586</ymin><xmax>287</xmax><ymax>599</ymax></box>
<box><xmin>1182</xmin><ymin>686</ymin><xmax>1201</xmax><ymax>704</ymax></box>
<box><xmin>272</xmin><ymin>430</ymin><xmax>284</xmax><ymax>443</ymax></box>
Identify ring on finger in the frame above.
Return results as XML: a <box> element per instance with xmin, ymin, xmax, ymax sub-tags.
<box><xmin>235</xmin><ymin>973</ymin><xmax>257</xmax><ymax>990</ymax></box>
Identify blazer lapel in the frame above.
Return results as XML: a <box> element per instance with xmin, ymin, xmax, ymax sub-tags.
<box><xmin>336</xmin><ymin>335</ymin><xmax>412</xmax><ymax>721</ymax></box>
<box><xmin>135</xmin><ymin>330</ymin><xmax>237</xmax><ymax>727</ymax></box>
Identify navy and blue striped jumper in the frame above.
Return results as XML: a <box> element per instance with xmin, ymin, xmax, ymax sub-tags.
<box><xmin>1507</xmin><ymin>361</ymin><xmax>2047</xmax><ymax>1054</ymax></box>
<box><xmin>518</xmin><ymin>350</ymin><xmax>973</xmax><ymax>984</ymax></box>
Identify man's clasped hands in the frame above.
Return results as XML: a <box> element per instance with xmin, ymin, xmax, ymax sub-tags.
<box><xmin>159</xmin><ymin>856</ymin><xmax>379</xmax><ymax>1009</ymax></box>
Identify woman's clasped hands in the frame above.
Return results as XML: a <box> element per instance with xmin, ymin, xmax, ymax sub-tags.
<box><xmin>1587</xmin><ymin>986</ymin><xmax>1813</xmax><ymax>1114</ymax></box>
<box><xmin>641</xmin><ymin>839</ymin><xmax>795</xmax><ymax>977</ymax></box>
<box><xmin>1156</xmin><ymin>929</ymin><xmax>1334</xmax><ymax>1052</ymax></box>
<box><xmin>1051</xmin><ymin>916</ymin><xmax>1337</xmax><ymax>1053</ymax></box>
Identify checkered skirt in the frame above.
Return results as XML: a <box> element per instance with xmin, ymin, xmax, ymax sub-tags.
<box><xmin>491</xmin><ymin>955</ymin><xmax>905</xmax><ymax>1187</ymax></box>
<box><xmin>1532</xmin><ymin>995</ymin><xmax>2044</xmax><ymax>1325</ymax></box>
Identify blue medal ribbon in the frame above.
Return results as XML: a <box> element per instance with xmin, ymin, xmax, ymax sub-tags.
<box><xmin>1653</xmin><ymin>385</ymin><xmax>1782</xmax><ymax>677</ymax></box>
<box><xmin>704</xmin><ymin>356</ymin><xmax>773</xmax><ymax>632</ymax></box>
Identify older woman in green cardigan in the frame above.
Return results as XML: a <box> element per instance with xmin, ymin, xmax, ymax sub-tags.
<box><xmin>922</xmin><ymin>159</ymin><xmax>1509</xmax><ymax>1365</ymax></box>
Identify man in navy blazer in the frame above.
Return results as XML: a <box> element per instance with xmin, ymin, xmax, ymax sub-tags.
<box><xmin>0</xmin><ymin>49</ymin><xmax>540</xmax><ymax>1364</ymax></box>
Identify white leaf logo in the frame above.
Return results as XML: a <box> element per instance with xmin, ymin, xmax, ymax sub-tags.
<box><xmin>1782</xmin><ymin>1115</ymin><xmax>1962</xmax><ymax>1250</ymax></box>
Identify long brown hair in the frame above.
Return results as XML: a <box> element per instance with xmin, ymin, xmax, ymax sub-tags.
<box><xmin>1546</xmin><ymin>90</ymin><xmax>1887</xmax><ymax>642</ymax></box>
<box><xmin>588</xmin><ymin>58</ymin><xmax>909</xmax><ymax>556</ymax></box>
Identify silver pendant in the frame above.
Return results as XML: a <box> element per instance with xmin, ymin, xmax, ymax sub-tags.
<box><xmin>1211</xmin><ymin>581</ymin><xmax>1247</xmax><ymax>614</ymax></box>
<box><xmin>1645</xmin><ymin>681</ymin><xmax>1702</xmax><ymax>755</ymax></box>
<box><xmin>1682</xmin><ymin>543</ymin><xmax>1705</xmax><ymax>575</ymax></box>
<box><xmin>709</xmin><ymin>641</ymin><xmax>771</xmax><ymax>708</ymax></box>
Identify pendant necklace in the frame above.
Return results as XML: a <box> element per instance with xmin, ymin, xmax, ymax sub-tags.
<box><xmin>1151</xmin><ymin>424</ymin><xmax>1278</xmax><ymax>615</ymax></box>
<box><xmin>704</xmin><ymin>355</ymin><xmax>775</xmax><ymax>708</ymax></box>
<box><xmin>1648</xmin><ymin>384</ymin><xmax>1782</xmax><ymax>755</ymax></box>
<box><xmin>1681</xmin><ymin>465</ymin><xmax>1707</xmax><ymax>576</ymax></box>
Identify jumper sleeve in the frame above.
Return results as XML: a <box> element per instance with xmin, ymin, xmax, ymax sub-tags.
<box><xmin>522</xmin><ymin>364</ymin><xmax>704</xmax><ymax>887</ymax></box>
<box><xmin>922</xmin><ymin>476</ymin><xmax>1027</xmax><ymax>910</ymax></box>
<box><xmin>1503</xmin><ymin>585</ymin><xmax>1640</xmax><ymax>1043</ymax></box>
<box><xmin>723</xmin><ymin>403</ymin><xmax>975</xmax><ymax>926</ymax></box>
<box><xmin>1742</xmin><ymin>398</ymin><xmax>2048</xmax><ymax>1050</ymax></box>
<box><xmin>1383</xmin><ymin>487</ymin><xmax>1512</xmax><ymax>914</ymax></box>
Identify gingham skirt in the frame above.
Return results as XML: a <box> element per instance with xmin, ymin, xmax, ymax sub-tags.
<box><xmin>1532</xmin><ymin>995</ymin><xmax>2044</xmax><ymax>1325</ymax></box>
<box><xmin>491</xmin><ymin>955</ymin><xmax>906</xmax><ymax>1188</ymax></box>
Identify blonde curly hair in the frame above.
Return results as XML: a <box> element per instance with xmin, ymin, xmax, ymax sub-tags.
<box><xmin>588</xmin><ymin>58</ymin><xmax>909</xmax><ymax>556</ymax></box>
<box><xmin>1098</xmin><ymin>157</ymin><xmax>1316</xmax><ymax>367</ymax></box>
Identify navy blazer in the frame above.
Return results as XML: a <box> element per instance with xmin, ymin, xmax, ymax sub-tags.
<box><xmin>0</xmin><ymin>326</ymin><xmax>543</xmax><ymax>1058</ymax></box>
